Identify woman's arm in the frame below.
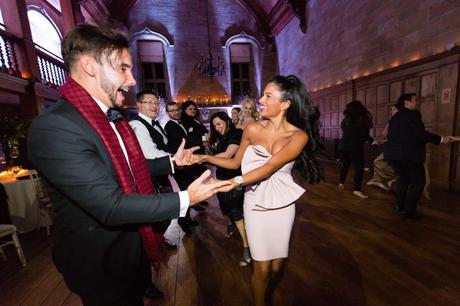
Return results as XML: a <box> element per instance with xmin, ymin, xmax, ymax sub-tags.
<box><xmin>239</xmin><ymin>131</ymin><xmax>308</xmax><ymax>187</ymax></box>
<box><xmin>214</xmin><ymin>144</ymin><xmax>239</xmax><ymax>158</ymax></box>
<box><xmin>197</xmin><ymin>124</ymin><xmax>254</xmax><ymax>169</ymax></box>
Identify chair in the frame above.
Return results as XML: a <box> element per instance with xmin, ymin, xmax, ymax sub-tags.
<box><xmin>32</xmin><ymin>177</ymin><xmax>54</xmax><ymax>236</ymax></box>
<box><xmin>0</xmin><ymin>224</ymin><xmax>27</xmax><ymax>267</ymax></box>
<box><xmin>29</xmin><ymin>169</ymin><xmax>39</xmax><ymax>179</ymax></box>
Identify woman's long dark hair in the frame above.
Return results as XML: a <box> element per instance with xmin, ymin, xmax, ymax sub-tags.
<box><xmin>181</xmin><ymin>100</ymin><xmax>201</xmax><ymax>122</ymax></box>
<box><xmin>269</xmin><ymin>75</ymin><xmax>322</xmax><ymax>183</ymax></box>
<box><xmin>209</xmin><ymin>112</ymin><xmax>235</xmax><ymax>145</ymax></box>
<box><xmin>343</xmin><ymin>100</ymin><xmax>373</xmax><ymax>129</ymax></box>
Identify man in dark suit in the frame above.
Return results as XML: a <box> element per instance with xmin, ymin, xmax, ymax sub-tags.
<box><xmin>164</xmin><ymin>102</ymin><xmax>203</xmax><ymax>233</ymax></box>
<box><xmin>384</xmin><ymin>93</ymin><xmax>451</xmax><ymax>218</ymax></box>
<box><xmin>27</xmin><ymin>23</ymin><xmax>229</xmax><ymax>306</ymax></box>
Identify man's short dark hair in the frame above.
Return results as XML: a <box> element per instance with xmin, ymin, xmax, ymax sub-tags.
<box><xmin>136</xmin><ymin>89</ymin><xmax>158</xmax><ymax>102</ymax></box>
<box><xmin>166</xmin><ymin>101</ymin><xmax>179</xmax><ymax>111</ymax></box>
<box><xmin>61</xmin><ymin>23</ymin><xmax>129</xmax><ymax>71</ymax></box>
<box><xmin>395</xmin><ymin>93</ymin><xmax>416</xmax><ymax>110</ymax></box>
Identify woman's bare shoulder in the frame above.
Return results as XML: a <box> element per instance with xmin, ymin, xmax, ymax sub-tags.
<box><xmin>288</xmin><ymin>125</ymin><xmax>308</xmax><ymax>140</ymax></box>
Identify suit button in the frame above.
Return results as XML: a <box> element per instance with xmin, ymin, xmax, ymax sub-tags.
<box><xmin>88</xmin><ymin>226</ymin><xmax>95</xmax><ymax>231</ymax></box>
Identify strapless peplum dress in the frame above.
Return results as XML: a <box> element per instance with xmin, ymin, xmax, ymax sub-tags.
<box><xmin>241</xmin><ymin>145</ymin><xmax>305</xmax><ymax>261</ymax></box>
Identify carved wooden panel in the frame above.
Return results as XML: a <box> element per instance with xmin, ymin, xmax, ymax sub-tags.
<box><xmin>331</xmin><ymin>96</ymin><xmax>339</xmax><ymax>111</ymax></box>
<box><xmin>356</xmin><ymin>89</ymin><xmax>365</xmax><ymax>102</ymax></box>
<box><xmin>339</xmin><ymin>112</ymin><xmax>344</xmax><ymax>126</ymax></box>
<box><xmin>347</xmin><ymin>90</ymin><xmax>353</xmax><ymax>103</ymax></box>
<box><xmin>325</xmin><ymin>97</ymin><xmax>331</xmax><ymax>113</ymax></box>
<box><xmin>421</xmin><ymin>73</ymin><xmax>437</xmax><ymax>99</ymax></box>
<box><xmin>339</xmin><ymin>93</ymin><xmax>346</xmax><ymax>110</ymax></box>
<box><xmin>376</xmin><ymin>105</ymin><xmax>389</xmax><ymax>126</ymax></box>
<box><xmin>420</xmin><ymin>101</ymin><xmax>435</xmax><ymax>126</ymax></box>
<box><xmin>365</xmin><ymin>87</ymin><xmax>376</xmax><ymax>107</ymax></box>
<box><xmin>404</xmin><ymin>77</ymin><xmax>419</xmax><ymax>94</ymax></box>
<box><xmin>390</xmin><ymin>81</ymin><xmax>402</xmax><ymax>104</ymax></box>
<box><xmin>377</xmin><ymin>85</ymin><xmax>388</xmax><ymax>105</ymax></box>
<box><xmin>318</xmin><ymin>99</ymin><xmax>324</xmax><ymax>114</ymax></box>
<box><xmin>331</xmin><ymin>112</ymin><xmax>338</xmax><ymax>127</ymax></box>
<box><xmin>324</xmin><ymin>112</ymin><xmax>330</xmax><ymax>126</ymax></box>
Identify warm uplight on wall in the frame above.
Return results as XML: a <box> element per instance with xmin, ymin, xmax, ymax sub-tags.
<box><xmin>312</xmin><ymin>45</ymin><xmax>458</xmax><ymax>93</ymax></box>
<box><xmin>177</xmin><ymin>95</ymin><xmax>231</xmax><ymax>105</ymax></box>
<box><xmin>21</xmin><ymin>71</ymin><xmax>31</xmax><ymax>79</ymax></box>
<box><xmin>409</xmin><ymin>54</ymin><xmax>421</xmax><ymax>61</ymax></box>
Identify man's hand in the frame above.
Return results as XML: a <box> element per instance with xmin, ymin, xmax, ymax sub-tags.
<box><xmin>187</xmin><ymin>170</ymin><xmax>231</xmax><ymax>205</ymax></box>
<box><xmin>189</xmin><ymin>154</ymin><xmax>206</xmax><ymax>165</ymax></box>
<box><xmin>173</xmin><ymin>139</ymin><xmax>199</xmax><ymax>166</ymax></box>
<box><xmin>441</xmin><ymin>136</ymin><xmax>454</xmax><ymax>144</ymax></box>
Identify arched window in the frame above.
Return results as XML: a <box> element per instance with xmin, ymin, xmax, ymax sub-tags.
<box><xmin>131</xmin><ymin>28</ymin><xmax>174</xmax><ymax>100</ymax></box>
<box><xmin>230</xmin><ymin>43</ymin><xmax>251</xmax><ymax>98</ymax></box>
<box><xmin>0</xmin><ymin>8</ymin><xmax>5</xmax><ymax>30</ymax></box>
<box><xmin>225</xmin><ymin>32</ymin><xmax>262</xmax><ymax>100</ymax></box>
<box><xmin>27</xmin><ymin>7</ymin><xmax>62</xmax><ymax>59</ymax></box>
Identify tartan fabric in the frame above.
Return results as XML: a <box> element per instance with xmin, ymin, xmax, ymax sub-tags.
<box><xmin>60</xmin><ymin>78</ymin><xmax>162</xmax><ymax>268</ymax></box>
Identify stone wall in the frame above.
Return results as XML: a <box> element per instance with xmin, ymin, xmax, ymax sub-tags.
<box><xmin>276</xmin><ymin>0</ymin><xmax>460</xmax><ymax>91</ymax></box>
<box><xmin>126</xmin><ymin>0</ymin><xmax>278</xmax><ymax>103</ymax></box>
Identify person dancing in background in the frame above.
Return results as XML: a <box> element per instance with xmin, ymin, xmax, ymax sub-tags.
<box><xmin>366</xmin><ymin>104</ymin><xmax>399</xmax><ymax>191</ymax></box>
<box><xmin>338</xmin><ymin>100</ymin><xmax>374</xmax><ymax>199</ymax></box>
<box><xmin>209</xmin><ymin>111</ymin><xmax>251</xmax><ymax>266</ymax></box>
<box><xmin>236</xmin><ymin>97</ymin><xmax>259</xmax><ymax>130</ymax></box>
<box><xmin>194</xmin><ymin>75</ymin><xmax>321</xmax><ymax>306</ymax></box>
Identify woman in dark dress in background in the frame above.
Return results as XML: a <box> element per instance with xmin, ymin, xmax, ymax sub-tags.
<box><xmin>181</xmin><ymin>100</ymin><xmax>208</xmax><ymax>154</ymax></box>
<box><xmin>180</xmin><ymin>100</ymin><xmax>209</xmax><ymax>209</ymax></box>
<box><xmin>209</xmin><ymin>112</ymin><xmax>251</xmax><ymax>266</ymax></box>
<box><xmin>338</xmin><ymin>100</ymin><xmax>374</xmax><ymax>198</ymax></box>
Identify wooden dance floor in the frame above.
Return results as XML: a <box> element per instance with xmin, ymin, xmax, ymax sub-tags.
<box><xmin>1</xmin><ymin>163</ymin><xmax>460</xmax><ymax>306</ymax></box>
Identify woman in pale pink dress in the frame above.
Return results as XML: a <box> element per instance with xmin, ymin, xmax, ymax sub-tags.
<box><xmin>195</xmin><ymin>75</ymin><xmax>321</xmax><ymax>306</ymax></box>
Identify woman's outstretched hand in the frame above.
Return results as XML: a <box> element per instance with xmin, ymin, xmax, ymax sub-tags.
<box><xmin>190</xmin><ymin>154</ymin><xmax>206</xmax><ymax>165</ymax></box>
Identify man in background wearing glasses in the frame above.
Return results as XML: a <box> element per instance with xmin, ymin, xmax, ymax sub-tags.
<box><xmin>130</xmin><ymin>90</ymin><xmax>178</xmax><ymax>300</ymax></box>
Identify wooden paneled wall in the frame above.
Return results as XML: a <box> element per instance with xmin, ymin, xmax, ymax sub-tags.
<box><xmin>310</xmin><ymin>48</ymin><xmax>460</xmax><ymax>189</ymax></box>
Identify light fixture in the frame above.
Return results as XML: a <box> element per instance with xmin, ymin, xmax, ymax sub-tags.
<box><xmin>197</xmin><ymin>0</ymin><xmax>225</xmax><ymax>78</ymax></box>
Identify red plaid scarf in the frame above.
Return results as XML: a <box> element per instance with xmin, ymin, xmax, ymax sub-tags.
<box><xmin>60</xmin><ymin>78</ymin><xmax>162</xmax><ymax>269</ymax></box>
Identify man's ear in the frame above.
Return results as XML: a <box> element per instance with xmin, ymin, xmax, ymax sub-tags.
<box><xmin>79</xmin><ymin>54</ymin><xmax>98</xmax><ymax>77</ymax></box>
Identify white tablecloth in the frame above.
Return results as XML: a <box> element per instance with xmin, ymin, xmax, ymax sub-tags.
<box><xmin>1</xmin><ymin>178</ymin><xmax>48</xmax><ymax>233</ymax></box>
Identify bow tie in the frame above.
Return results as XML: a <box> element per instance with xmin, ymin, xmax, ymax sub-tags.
<box><xmin>106</xmin><ymin>108</ymin><xmax>123</xmax><ymax>122</ymax></box>
<box><xmin>152</xmin><ymin>120</ymin><xmax>160</xmax><ymax>126</ymax></box>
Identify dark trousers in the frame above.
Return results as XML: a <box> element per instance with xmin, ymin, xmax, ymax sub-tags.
<box><xmin>393</xmin><ymin>161</ymin><xmax>425</xmax><ymax>215</ymax></box>
<box><xmin>173</xmin><ymin>168</ymin><xmax>196</xmax><ymax>224</ymax></box>
<box><xmin>339</xmin><ymin>150</ymin><xmax>364</xmax><ymax>191</ymax></box>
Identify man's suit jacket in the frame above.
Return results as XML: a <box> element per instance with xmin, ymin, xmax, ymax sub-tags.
<box><xmin>27</xmin><ymin>99</ymin><xmax>181</xmax><ymax>294</ymax></box>
<box><xmin>164</xmin><ymin>119</ymin><xmax>205</xmax><ymax>188</ymax></box>
<box><xmin>165</xmin><ymin>120</ymin><xmax>188</xmax><ymax>154</ymax></box>
<box><xmin>384</xmin><ymin>108</ymin><xmax>441</xmax><ymax>163</ymax></box>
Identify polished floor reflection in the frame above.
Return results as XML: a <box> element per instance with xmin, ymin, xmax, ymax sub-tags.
<box><xmin>1</xmin><ymin>163</ymin><xmax>459</xmax><ymax>306</ymax></box>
